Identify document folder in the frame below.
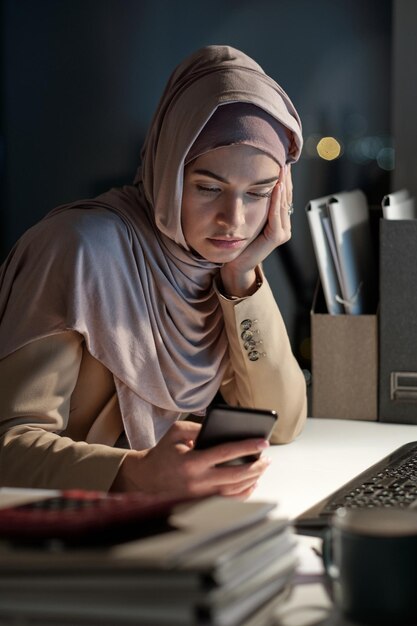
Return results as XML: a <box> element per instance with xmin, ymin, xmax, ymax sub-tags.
<box><xmin>379</xmin><ymin>219</ymin><xmax>417</xmax><ymax>424</ymax></box>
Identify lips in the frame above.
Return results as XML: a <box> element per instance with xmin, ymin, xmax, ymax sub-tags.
<box><xmin>207</xmin><ymin>237</ymin><xmax>247</xmax><ymax>249</ymax></box>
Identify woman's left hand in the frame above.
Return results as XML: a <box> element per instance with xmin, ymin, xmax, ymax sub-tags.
<box><xmin>220</xmin><ymin>164</ymin><xmax>293</xmax><ymax>297</ymax></box>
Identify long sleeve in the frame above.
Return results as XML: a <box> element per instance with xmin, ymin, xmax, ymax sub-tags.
<box><xmin>0</xmin><ymin>332</ymin><xmax>127</xmax><ymax>490</ymax></box>
<box><xmin>216</xmin><ymin>270</ymin><xmax>307</xmax><ymax>444</ymax></box>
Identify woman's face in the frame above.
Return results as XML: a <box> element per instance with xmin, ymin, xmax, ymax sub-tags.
<box><xmin>181</xmin><ymin>144</ymin><xmax>280</xmax><ymax>263</ymax></box>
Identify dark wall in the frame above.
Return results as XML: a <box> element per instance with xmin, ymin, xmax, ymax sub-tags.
<box><xmin>1</xmin><ymin>0</ymin><xmax>392</xmax><ymax>366</ymax></box>
<box><xmin>393</xmin><ymin>0</ymin><xmax>417</xmax><ymax>199</ymax></box>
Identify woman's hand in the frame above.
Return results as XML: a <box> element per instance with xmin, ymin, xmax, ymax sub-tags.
<box><xmin>220</xmin><ymin>164</ymin><xmax>293</xmax><ymax>298</ymax></box>
<box><xmin>111</xmin><ymin>420</ymin><xmax>271</xmax><ymax>499</ymax></box>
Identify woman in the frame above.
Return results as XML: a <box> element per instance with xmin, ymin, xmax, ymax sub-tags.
<box><xmin>0</xmin><ymin>45</ymin><xmax>307</xmax><ymax>498</ymax></box>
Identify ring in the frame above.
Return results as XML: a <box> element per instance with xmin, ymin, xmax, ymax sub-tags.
<box><xmin>287</xmin><ymin>203</ymin><xmax>294</xmax><ymax>217</ymax></box>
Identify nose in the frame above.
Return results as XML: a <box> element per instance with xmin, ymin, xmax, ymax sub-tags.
<box><xmin>216</xmin><ymin>194</ymin><xmax>246</xmax><ymax>228</ymax></box>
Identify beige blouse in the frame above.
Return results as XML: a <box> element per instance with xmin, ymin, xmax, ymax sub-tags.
<box><xmin>0</xmin><ymin>277</ymin><xmax>307</xmax><ymax>491</ymax></box>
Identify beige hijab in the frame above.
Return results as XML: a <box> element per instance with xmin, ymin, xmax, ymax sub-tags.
<box><xmin>0</xmin><ymin>45</ymin><xmax>302</xmax><ymax>449</ymax></box>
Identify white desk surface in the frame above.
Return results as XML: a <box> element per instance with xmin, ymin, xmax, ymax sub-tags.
<box><xmin>249</xmin><ymin>417</ymin><xmax>417</xmax><ymax>626</ymax></box>
<box><xmin>251</xmin><ymin>416</ymin><xmax>417</xmax><ymax>520</ymax></box>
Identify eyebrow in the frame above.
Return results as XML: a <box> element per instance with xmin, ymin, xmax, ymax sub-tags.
<box><xmin>192</xmin><ymin>168</ymin><xmax>279</xmax><ymax>186</ymax></box>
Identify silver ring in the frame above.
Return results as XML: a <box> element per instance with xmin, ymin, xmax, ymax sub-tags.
<box><xmin>287</xmin><ymin>203</ymin><xmax>294</xmax><ymax>217</ymax></box>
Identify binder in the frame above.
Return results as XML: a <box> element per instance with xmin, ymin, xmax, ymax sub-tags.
<box><xmin>379</xmin><ymin>219</ymin><xmax>417</xmax><ymax>423</ymax></box>
<box><xmin>326</xmin><ymin>190</ymin><xmax>376</xmax><ymax>315</ymax></box>
<box><xmin>382</xmin><ymin>189</ymin><xmax>416</xmax><ymax>220</ymax></box>
<box><xmin>306</xmin><ymin>195</ymin><xmax>344</xmax><ymax>315</ymax></box>
<box><xmin>306</xmin><ymin>190</ymin><xmax>377</xmax><ymax>315</ymax></box>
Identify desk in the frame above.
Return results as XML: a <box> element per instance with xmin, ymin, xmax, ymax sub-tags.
<box><xmin>250</xmin><ymin>417</ymin><xmax>417</xmax><ymax>626</ymax></box>
<box><xmin>2</xmin><ymin>419</ymin><xmax>416</xmax><ymax>626</ymax></box>
<box><xmin>253</xmin><ymin>416</ymin><xmax>417</xmax><ymax>519</ymax></box>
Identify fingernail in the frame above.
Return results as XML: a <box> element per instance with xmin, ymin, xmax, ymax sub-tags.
<box><xmin>256</xmin><ymin>439</ymin><xmax>270</xmax><ymax>450</ymax></box>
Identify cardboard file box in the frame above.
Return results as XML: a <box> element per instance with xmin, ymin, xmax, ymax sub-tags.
<box><xmin>311</xmin><ymin>288</ymin><xmax>378</xmax><ymax>421</ymax></box>
<box><xmin>379</xmin><ymin>220</ymin><xmax>417</xmax><ymax>424</ymax></box>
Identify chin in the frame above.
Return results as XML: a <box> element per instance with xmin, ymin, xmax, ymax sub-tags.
<box><xmin>207</xmin><ymin>251</ymin><xmax>243</xmax><ymax>264</ymax></box>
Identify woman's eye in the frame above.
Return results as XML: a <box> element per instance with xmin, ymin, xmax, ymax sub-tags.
<box><xmin>196</xmin><ymin>184</ymin><xmax>221</xmax><ymax>194</ymax></box>
<box><xmin>247</xmin><ymin>189</ymin><xmax>273</xmax><ymax>199</ymax></box>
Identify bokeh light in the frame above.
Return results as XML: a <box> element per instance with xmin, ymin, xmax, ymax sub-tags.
<box><xmin>302</xmin><ymin>128</ymin><xmax>393</xmax><ymax>171</ymax></box>
<box><xmin>376</xmin><ymin>147</ymin><xmax>395</xmax><ymax>171</ymax></box>
<box><xmin>316</xmin><ymin>136</ymin><xmax>342</xmax><ymax>160</ymax></box>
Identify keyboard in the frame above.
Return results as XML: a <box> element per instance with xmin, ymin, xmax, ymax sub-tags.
<box><xmin>295</xmin><ymin>441</ymin><xmax>417</xmax><ymax>535</ymax></box>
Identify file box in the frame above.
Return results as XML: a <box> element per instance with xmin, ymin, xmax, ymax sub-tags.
<box><xmin>311</xmin><ymin>285</ymin><xmax>378</xmax><ymax>421</ymax></box>
<box><xmin>379</xmin><ymin>219</ymin><xmax>417</xmax><ymax>424</ymax></box>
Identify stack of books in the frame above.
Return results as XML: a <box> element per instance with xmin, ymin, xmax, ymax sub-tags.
<box><xmin>0</xmin><ymin>491</ymin><xmax>298</xmax><ymax>625</ymax></box>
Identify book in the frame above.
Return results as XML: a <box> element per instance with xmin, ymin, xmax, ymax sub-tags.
<box><xmin>0</xmin><ymin>494</ymin><xmax>298</xmax><ymax>625</ymax></box>
<box><xmin>0</xmin><ymin>555</ymin><xmax>296</xmax><ymax>625</ymax></box>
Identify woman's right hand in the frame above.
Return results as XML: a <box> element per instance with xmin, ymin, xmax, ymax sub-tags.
<box><xmin>111</xmin><ymin>420</ymin><xmax>271</xmax><ymax>500</ymax></box>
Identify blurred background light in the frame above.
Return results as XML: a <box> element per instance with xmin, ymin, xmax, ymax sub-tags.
<box><xmin>316</xmin><ymin>136</ymin><xmax>342</xmax><ymax>160</ymax></box>
<box><xmin>377</xmin><ymin>146</ymin><xmax>395</xmax><ymax>170</ymax></box>
<box><xmin>360</xmin><ymin>135</ymin><xmax>384</xmax><ymax>159</ymax></box>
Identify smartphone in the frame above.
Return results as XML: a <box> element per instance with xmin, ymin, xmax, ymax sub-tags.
<box><xmin>194</xmin><ymin>404</ymin><xmax>278</xmax><ymax>465</ymax></box>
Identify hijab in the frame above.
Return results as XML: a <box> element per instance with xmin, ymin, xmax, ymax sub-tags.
<box><xmin>185</xmin><ymin>101</ymin><xmax>292</xmax><ymax>167</ymax></box>
<box><xmin>0</xmin><ymin>45</ymin><xmax>302</xmax><ymax>449</ymax></box>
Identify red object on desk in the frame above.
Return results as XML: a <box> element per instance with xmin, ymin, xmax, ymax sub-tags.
<box><xmin>0</xmin><ymin>489</ymin><xmax>191</xmax><ymax>547</ymax></box>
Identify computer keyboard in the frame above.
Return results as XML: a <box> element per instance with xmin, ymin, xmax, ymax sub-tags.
<box><xmin>295</xmin><ymin>441</ymin><xmax>417</xmax><ymax>535</ymax></box>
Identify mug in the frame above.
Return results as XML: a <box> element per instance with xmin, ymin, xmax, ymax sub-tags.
<box><xmin>323</xmin><ymin>507</ymin><xmax>417</xmax><ymax>625</ymax></box>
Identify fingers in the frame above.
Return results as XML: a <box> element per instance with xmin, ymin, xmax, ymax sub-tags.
<box><xmin>281</xmin><ymin>164</ymin><xmax>293</xmax><ymax>226</ymax></box>
<box><xmin>115</xmin><ymin>421</ymin><xmax>271</xmax><ymax>498</ymax></box>
<box><xmin>219</xmin><ymin>477</ymin><xmax>259</xmax><ymax>497</ymax></box>
<box><xmin>229</xmin><ymin>485</ymin><xmax>258</xmax><ymax>501</ymax></box>
<box><xmin>266</xmin><ymin>174</ymin><xmax>291</xmax><ymax>244</ymax></box>
<box><xmin>212</xmin><ymin>456</ymin><xmax>270</xmax><ymax>498</ymax></box>
<box><xmin>285</xmin><ymin>164</ymin><xmax>293</xmax><ymax>207</ymax></box>
<box><xmin>195</xmin><ymin>438</ymin><xmax>269</xmax><ymax>467</ymax></box>
<box><xmin>190</xmin><ymin>453</ymin><xmax>271</xmax><ymax>490</ymax></box>
<box><xmin>167</xmin><ymin>456</ymin><xmax>269</xmax><ymax>500</ymax></box>
<box><xmin>283</xmin><ymin>165</ymin><xmax>294</xmax><ymax>234</ymax></box>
